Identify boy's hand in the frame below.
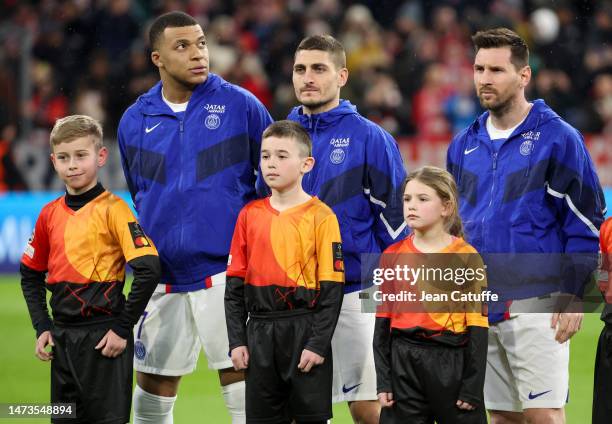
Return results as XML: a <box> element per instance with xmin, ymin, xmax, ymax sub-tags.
<box><xmin>35</xmin><ymin>331</ymin><xmax>54</xmax><ymax>361</ymax></box>
<box><xmin>378</xmin><ymin>392</ymin><xmax>394</xmax><ymax>407</ymax></box>
<box><xmin>297</xmin><ymin>349</ymin><xmax>324</xmax><ymax>373</ymax></box>
<box><xmin>456</xmin><ymin>399</ymin><xmax>476</xmax><ymax>410</ymax></box>
<box><xmin>95</xmin><ymin>329</ymin><xmax>127</xmax><ymax>358</ymax></box>
<box><xmin>230</xmin><ymin>346</ymin><xmax>249</xmax><ymax>370</ymax></box>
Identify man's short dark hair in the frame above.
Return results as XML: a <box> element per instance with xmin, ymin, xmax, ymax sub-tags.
<box><xmin>295</xmin><ymin>35</ymin><xmax>346</xmax><ymax>69</ymax></box>
<box><xmin>262</xmin><ymin>120</ymin><xmax>312</xmax><ymax>157</ymax></box>
<box><xmin>472</xmin><ymin>27</ymin><xmax>529</xmax><ymax>70</ymax></box>
<box><xmin>149</xmin><ymin>11</ymin><xmax>199</xmax><ymax>50</ymax></box>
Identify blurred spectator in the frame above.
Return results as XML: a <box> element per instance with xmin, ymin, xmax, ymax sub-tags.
<box><xmin>444</xmin><ymin>69</ymin><xmax>481</xmax><ymax>135</ymax></box>
<box><xmin>23</xmin><ymin>62</ymin><xmax>69</xmax><ymax>131</ymax></box>
<box><xmin>411</xmin><ymin>62</ymin><xmax>452</xmax><ymax>137</ymax></box>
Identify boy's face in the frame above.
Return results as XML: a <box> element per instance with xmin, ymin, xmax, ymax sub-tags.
<box><xmin>51</xmin><ymin>136</ymin><xmax>108</xmax><ymax>195</ymax></box>
<box><xmin>261</xmin><ymin>136</ymin><xmax>314</xmax><ymax>192</ymax></box>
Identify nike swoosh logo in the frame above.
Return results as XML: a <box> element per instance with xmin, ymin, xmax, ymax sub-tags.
<box><xmin>342</xmin><ymin>383</ymin><xmax>362</xmax><ymax>394</ymax></box>
<box><xmin>464</xmin><ymin>146</ymin><xmax>479</xmax><ymax>155</ymax></box>
<box><xmin>145</xmin><ymin>122</ymin><xmax>161</xmax><ymax>133</ymax></box>
<box><xmin>528</xmin><ymin>390</ymin><xmax>552</xmax><ymax>400</ymax></box>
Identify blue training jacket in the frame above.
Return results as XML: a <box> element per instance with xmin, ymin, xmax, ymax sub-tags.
<box><xmin>118</xmin><ymin>73</ymin><xmax>273</xmax><ymax>292</ymax></box>
<box><xmin>447</xmin><ymin>99</ymin><xmax>605</xmax><ymax>307</ymax></box>
<box><xmin>284</xmin><ymin>100</ymin><xmax>408</xmax><ymax>292</ymax></box>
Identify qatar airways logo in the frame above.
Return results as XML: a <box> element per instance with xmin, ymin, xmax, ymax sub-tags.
<box><xmin>520</xmin><ymin>131</ymin><xmax>540</xmax><ymax>141</ymax></box>
<box><xmin>204</xmin><ymin>104</ymin><xmax>226</xmax><ymax>114</ymax></box>
<box><xmin>330</xmin><ymin>137</ymin><xmax>350</xmax><ymax>148</ymax></box>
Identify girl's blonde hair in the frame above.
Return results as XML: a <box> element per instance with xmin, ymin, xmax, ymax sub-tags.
<box><xmin>402</xmin><ymin>166</ymin><xmax>464</xmax><ymax>238</ymax></box>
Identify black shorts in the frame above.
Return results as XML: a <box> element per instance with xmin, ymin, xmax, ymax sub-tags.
<box><xmin>51</xmin><ymin>325</ymin><xmax>133</xmax><ymax>424</ymax></box>
<box><xmin>380</xmin><ymin>336</ymin><xmax>486</xmax><ymax>424</ymax></box>
<box><xmin>245</xmin><ymin>310</ymin><xmax>333</xmax><ymax>424</ymax></box>
<box><xmin>593</xmin><ymin>323</ymin><xmax>612</xmax><ymax>424</ymax></box>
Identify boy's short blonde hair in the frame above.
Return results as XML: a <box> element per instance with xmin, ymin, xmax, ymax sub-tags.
<box><xmin>50</xmin><ymin>115</ymin><xmax>103</xmax><ymax>150</ymax></box>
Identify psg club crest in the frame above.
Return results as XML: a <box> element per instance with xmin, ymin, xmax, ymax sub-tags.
<box><xmin>519</xmin><ymin>139</ymin><xmax>534</xmax><ymax>156</ymax></box>
<box><xmin>205</xmin><ymin>114</ymin><xmax>221</xmax><ymax>130</ymax></box>
<box><xmin>135</xmin><ymin>341</ymin><xmax>147</xmax><ymax>360</ymax></box>
<box><xmin>330</xmin><ymin>148</ymin><xmax>345</xmax><ymax>164</ymax></box>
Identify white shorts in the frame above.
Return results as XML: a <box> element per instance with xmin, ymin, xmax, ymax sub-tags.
<box><xmin>484</xmin><ymin>312</ymin><xmax>569</xmax><ymax>412</ymax></box>
<box><xmin>331</xmin><ymin>291</ymin><xmax>378</xmax><ymax>403</ymax></box>
<box><xmin>133</xmin><ymin>272</ymin><xmax>232</xmax><ymax>376</ymax></box>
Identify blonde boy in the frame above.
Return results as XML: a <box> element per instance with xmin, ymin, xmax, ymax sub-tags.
<box><xmin>20</xmin><ymin>115</ymin><xmax>160</xmax><ymax>424</ymax></box>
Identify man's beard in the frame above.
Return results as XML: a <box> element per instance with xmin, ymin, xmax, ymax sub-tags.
<box><xmin>479</xmin><ymin>92</ymin><xmax>512</xmax><ymax>114</ymax></box>
<box><xmin>300</xmin><ymin>97</ymin><xmax>329</xmax><ymax>110</ymax></box>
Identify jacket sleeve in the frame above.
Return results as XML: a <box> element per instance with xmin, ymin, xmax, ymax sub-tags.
<box><xmin>457</xmin><ymin>326</ymin><xmax>488</xmax><ymax>406</ymax></box>
<box><xmin>117</xmin><ymin>112</ymin><xmax>139</xmax><ymax>204</ymax></box>
<box><xmin>20</xmin><ymin>208</ymin><xmax>53</xmax><ymax>338</ymax></box>
<box><xmin>446</xmin><ymin>133</ymin><xmax>462</xmax><ymax>178</ymax></box>
<box><xmin>548</xmin><ymin>129</ymin><xmax>606</xmax><ymax>294</ymax></box>
<box><xmin>225</xmin><ymin>208</ymin><xmax>249</xmax><ymax>350</ymax></box>
<box><xmin>245</xmin><ymin>93</ymin><xmax>273</xmax><ymax>198</ymax></box>
<box><xmin>366</xmin><ymin>127</ymin><xmax>408</xmax><ymax>250</ymax></box>
<box><xmin>111</xmin><ymin>255</ymin><xmax>160</xmax><ymax>338</ymax></box>
<box><xmin>20</xmin><ymin>263</ymin><xmax>52</xmax><ymax>338</ymax></box>
<box><xmin>304</xmin><ymin>214</ymin><xmax>345</xmax><ymax>356</ymax></box>
<box><xmin>373</xmin><ymin>317</ymin><xmax>392</xmax><ymax>393</ymax></box>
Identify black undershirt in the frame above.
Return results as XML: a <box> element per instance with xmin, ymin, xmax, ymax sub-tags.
<box><xmin>64</xmin><ymin>182</ymin><xmax>105</xmax><ymax>211</ymax></box>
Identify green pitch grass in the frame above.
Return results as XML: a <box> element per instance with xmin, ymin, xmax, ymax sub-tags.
<box><xmin>0</xmin><ymin>275</ymin><xmax>599</xmax><ymax>422</ymax></box>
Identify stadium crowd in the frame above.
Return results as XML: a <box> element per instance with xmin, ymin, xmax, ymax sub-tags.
<box><xmin>0</xmin><ymin>0</ymin><xmax>610</xmax><ymax>190</ymax></box>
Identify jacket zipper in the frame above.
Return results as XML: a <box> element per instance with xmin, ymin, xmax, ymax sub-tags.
<box><xmin>179</xmin><ymin>119</ymin><xmax>185</xmax><ymax>252</ymax></box>
<box><xmin>482</xmin><ymin>151</ymin><xmax>498</xmax><ymax>251</ymax></box>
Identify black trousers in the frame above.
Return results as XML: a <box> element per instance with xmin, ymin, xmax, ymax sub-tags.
<box><xmin>380</xmin><ymin>336</ymin><xmax>486</xmax><ymax>424</ymax></box>
<box><xmin>51</xmin><ymin>325</ymin><xmax>133</xmax><ymax>424</ymax></box>
<box><xmin>593</xmin><ymin>323</ymin><xmax>612</xmax><ymax>424</ymax></box>
<box><xmin>245</xmin><ymin>311</ymin><xmax>333</xmax><ymax>424</ymax></box>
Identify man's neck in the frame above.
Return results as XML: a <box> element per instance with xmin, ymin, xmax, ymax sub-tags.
<box><xmin>489</xmin><ymin>98</ymin><xmax>532</xmax><ymax>130</ymax></box>
<box><xmin>161</xmin><ymin>76</ymin><xmax>202</xmax><ymax>104</ymax></box>
<box><xmin>269</xmin><ymin>184</ymin><xmax>312</xmax><ymax>212</ymax></box>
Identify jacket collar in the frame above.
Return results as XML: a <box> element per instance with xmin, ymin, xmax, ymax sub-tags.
<box><xmin>471</xmin><ymin>98</ymin><xmax>559</xmax><ymax>141</ymax></box>
<box><xmin>287</xmin><ymin>99</ymin><xmax>357</xmax><ymax>131</ymax></box>
<box><xmin>138</xmin><ymin>73</ymin><xmax>224</xmax><ymax>115</ymax></box>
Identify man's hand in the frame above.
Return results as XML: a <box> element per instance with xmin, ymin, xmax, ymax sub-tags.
<box><xmin>551</xmin><ymin>311</ymin><xmax>583</xmax><ymax>343</ymax></box>
<box><xmin>230</xmin><ymin>346</ymin><xmax>249</xmax><ymax>370</ymax></box>
<box><xmin>95</xmin><ymin>329</ymin><xmax>127</xmax><ymax>358</ymax></box>
<box><xmin>297</xmin><ymin>349</ymin><xmax>324</xmax><ymax>373</ymax></box>
<box><xmin>378</xmin><ymin>392</ymin><xmax>394</xmax><ymax>407</ymax></box>
<box><xmin>456</xmin><ymin>399</ymin><xmax>476</xmax><ymax>411</ymax></box>
<box><xmin>35</xmin><ymin>331</ymin><xmax>54</xmax><ymax>361</ymax></box>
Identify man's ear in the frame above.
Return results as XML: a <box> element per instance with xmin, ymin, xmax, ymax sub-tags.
<box><xmin>337</xmin><ymin>67</ymin><xmax>348</xmax><ymax>88</ymax></box>
<box><xmin>151</xmin><ymin>50</ymin><xmax>163</xmax><ymax>69</ymax></box>
<box><xmin>520</xmin><ymin>65</ymin><xmax>531</xmax><ymax>88</ymax></box>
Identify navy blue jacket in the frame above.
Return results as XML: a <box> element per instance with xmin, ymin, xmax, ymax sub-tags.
<box><xmin>118</xmin><ymin>74</ymin><xmax>273</xmax><ymax>292</ymax></box>
<box><xmin>448</xmin><ymin>99</ymin><xmax>605</xmax><ymax>307</ymax></box>
<box><xmin>284</xmin><ymin>100</ymin><xmax>408</xmax><ymax>292</ymax></box>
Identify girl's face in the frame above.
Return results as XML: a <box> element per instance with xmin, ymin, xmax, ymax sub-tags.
<box><xmin>403</xmin><ymin>179</ymin><xmax>450</xmax><ymax>233</ymax></box>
